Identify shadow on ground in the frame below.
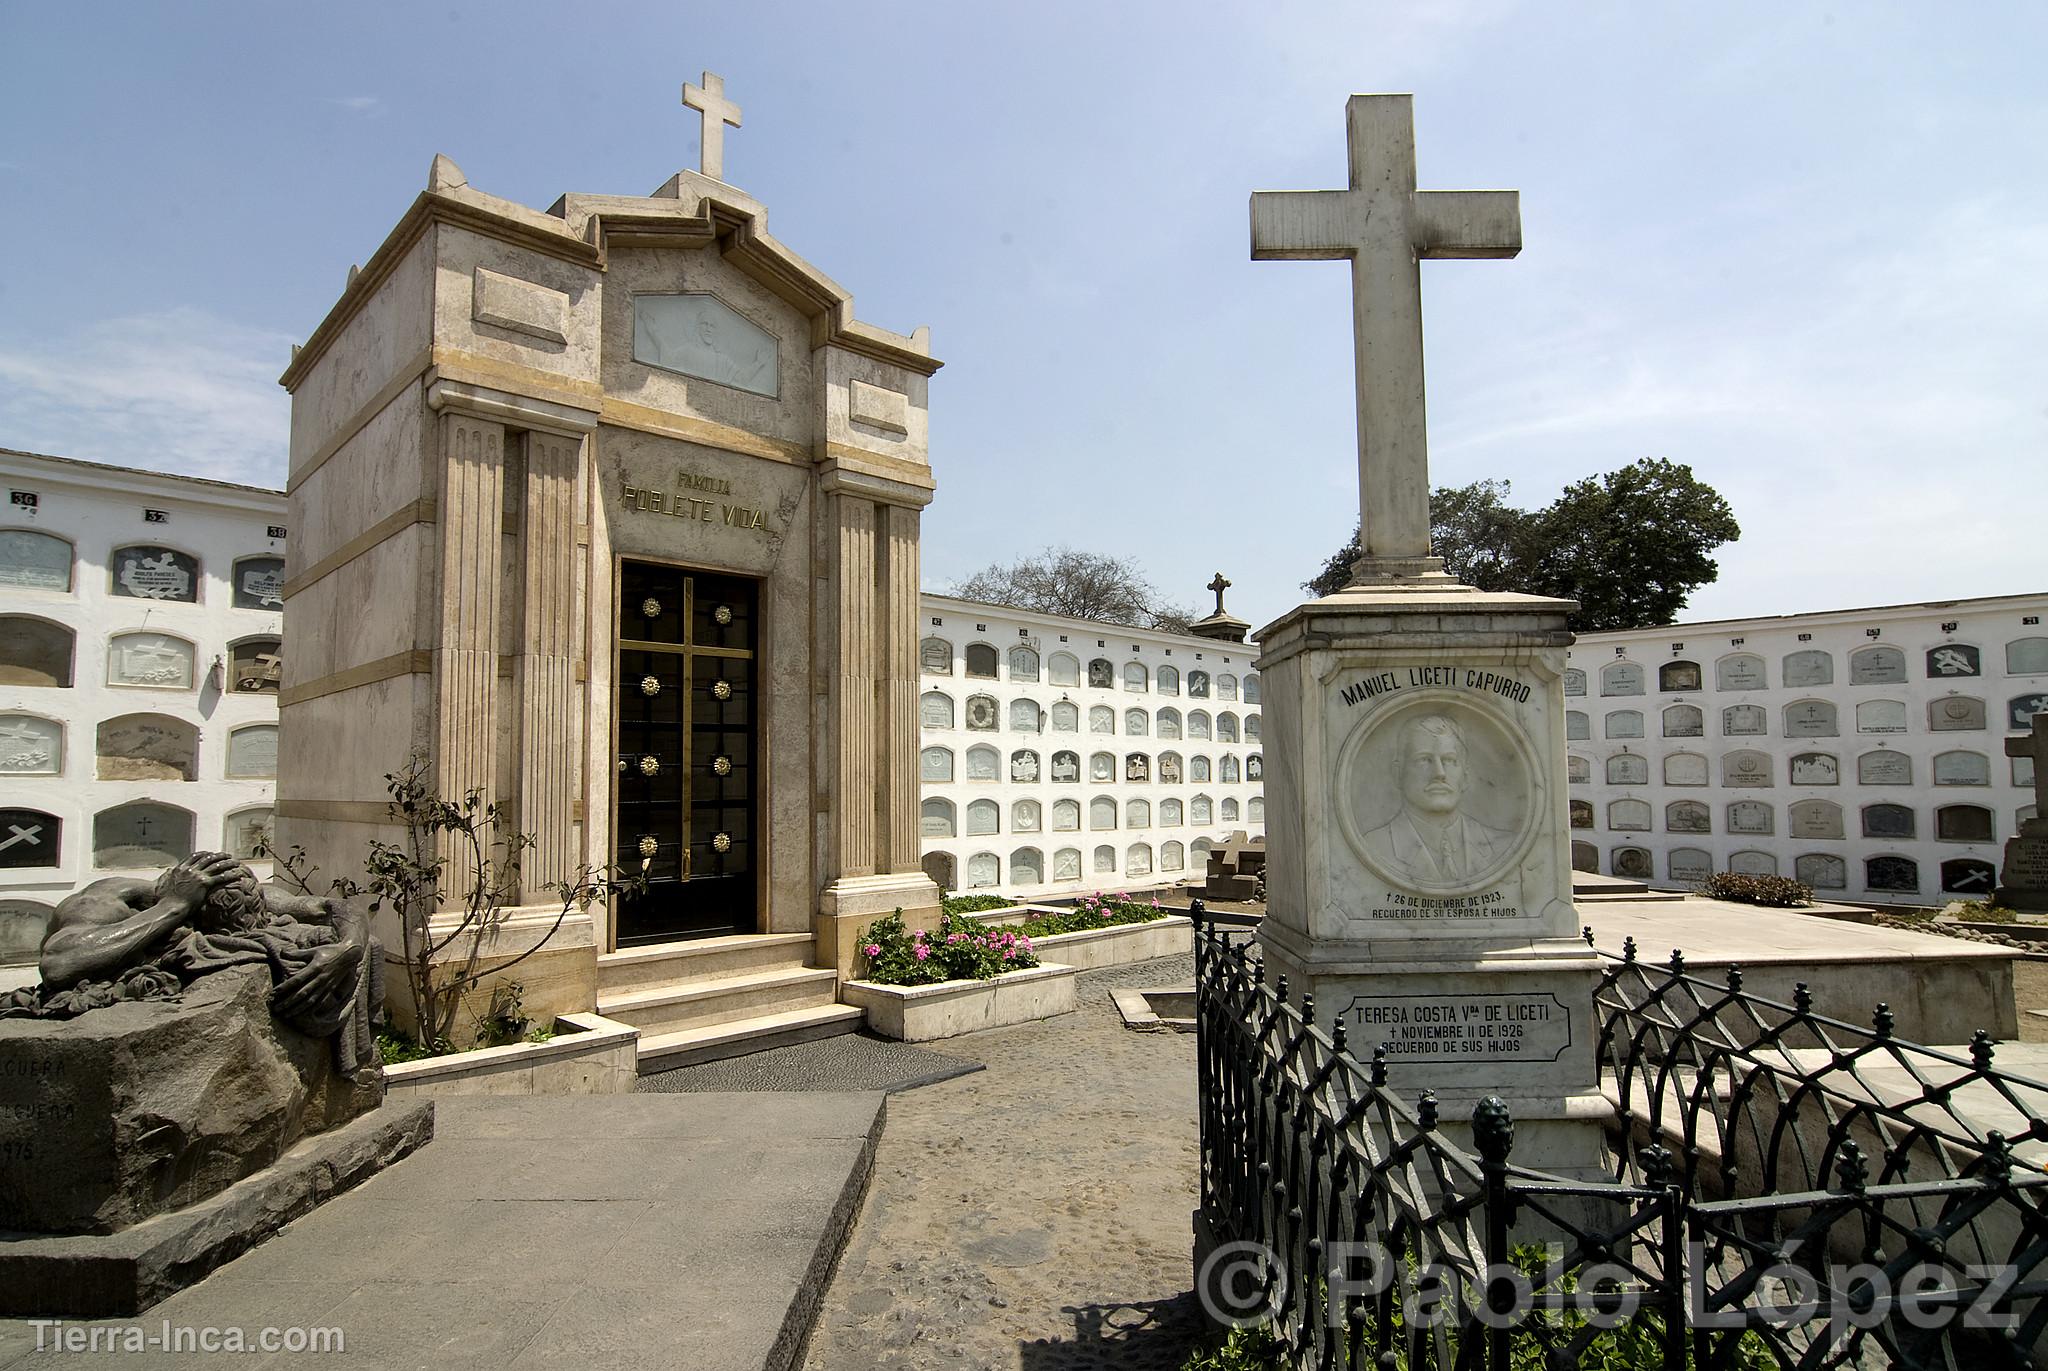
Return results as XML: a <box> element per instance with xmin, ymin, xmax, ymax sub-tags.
<box><xmin>1016</xmin><ymin>1294</ymin><xmax>1204</xmax><ymax>1371</ymax></box>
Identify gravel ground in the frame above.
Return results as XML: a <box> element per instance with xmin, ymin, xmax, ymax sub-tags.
<box><xmin>801</xmin><ymin>953</ymin><xmax>1203</xmax><ymax>1371</ymax></box>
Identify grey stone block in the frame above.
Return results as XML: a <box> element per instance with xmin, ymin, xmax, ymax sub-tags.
<box><xmin>0</xmin><ymin>965</ymin><xmax>381</xmax><ymax>1235</ymax></box>
<box><xmin>0</xmin><ymin>1099</ymin><xmax>431</xmax><ymax>1317</ymax></box>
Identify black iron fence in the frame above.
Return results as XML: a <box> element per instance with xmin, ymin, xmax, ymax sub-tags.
<box><xmin>1192</xmin><ymin>917</ymin><xmax>2048</xmax><ymax>1369</ymax></box>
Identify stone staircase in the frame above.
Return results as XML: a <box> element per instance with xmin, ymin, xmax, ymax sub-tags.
<box><xmin>595</xmin><ymin>933</ymin><xmax>863</xmax><ymax>1072</ymax></box>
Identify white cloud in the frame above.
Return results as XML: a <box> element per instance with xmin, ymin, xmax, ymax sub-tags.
<box><xmin>0</xmin><ymin>309</ymin><xmax>290</xmax><ymax>488</ymax></box>
<box><xmin>326</xmin><ymin>95</ymin><xmax>382</xmax><ymax>115</ymax></box>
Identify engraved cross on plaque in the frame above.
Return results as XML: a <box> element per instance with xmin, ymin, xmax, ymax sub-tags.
<box><xmin>682</xmin><ymin>71</ymin><xmax>743</xmax><ymax>182</ymax></box>
<box><xmin>1252</xmin><ymin>95</ymin><xmax>1520</xmax><ymax>586</ymax></box>
<box><xmin>2009</xmin><ymin>714</ymin><xmax>2048</xmax><ymax>815</ymax></box>
<box><xmin>0</xmin><ymin>823</ymin><xmax>41</xmax><ymax>854</ymax></box>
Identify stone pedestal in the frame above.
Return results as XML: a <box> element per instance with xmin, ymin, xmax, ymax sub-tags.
<box><xmin>1255</xmin><ymin>585</ymin><xmax>1610</xmax><ymax>1178</ymax></box>
<box><xmin>0</xmin><ymin>966</ymin><xmax>383</xmax><ymax>1236</ymax></box>
<box><xmin>1995</xmin><ymin>820</ymin><xmax>2048</xmax><ymax>913</ymax></box>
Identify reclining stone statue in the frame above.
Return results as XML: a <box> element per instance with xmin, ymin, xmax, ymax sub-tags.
<box><xmin>1</xmin><ymin>850</ymin><xmax>379</xmax><ymax>1073</ymax></box>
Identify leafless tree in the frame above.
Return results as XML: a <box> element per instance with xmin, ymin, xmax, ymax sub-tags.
<box><xmin>953</xmin><ymin>547</ymin><xmax>1195</xmax><ymax>632</ymax></box>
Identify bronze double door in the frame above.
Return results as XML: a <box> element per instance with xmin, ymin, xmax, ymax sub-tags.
<box><xmin>613</xmin><ymin>562</ymin><xmax>758</xmax><ymax>945</ymax></box>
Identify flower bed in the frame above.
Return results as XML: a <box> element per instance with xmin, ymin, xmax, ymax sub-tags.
<box><xmin>968</xmin><ymin>892</ymin><xmax>1190</xmax><ymax>972</ymax></box>
<box><xmin>839</xmin><ymin>963</ymin><xmax>1078</xmax><ymax>1042</ymax></box>
<box><xmin>857</xmin><ymin>911</ymin><xmax>1040</xmax><ymax>986</ymax></box>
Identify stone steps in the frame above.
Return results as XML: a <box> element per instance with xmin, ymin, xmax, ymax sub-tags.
<box><xmin>593</xmin><ymin>933</ymin><xmax>865</xmax><ymax>1070</ymax></box>
<box><xmin>596</xmin><ymin>931</ymin><xmax>818</xmax><ymax>993</ymax></box>
<box><xmin>637</xmin><ymin>1004</ymin><xmax>868</xmax><ymax>1072</ymax></box>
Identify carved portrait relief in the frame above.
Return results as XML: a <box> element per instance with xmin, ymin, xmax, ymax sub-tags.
<box><xmin>1337</xmin><ymin>700</ymin><xmax>1535</xmax><ymax>896</ymax></box>
<box><xmin>631</xmin><ymin>293</ymin><xmax>778</xmax><ymax>397</ymax></box>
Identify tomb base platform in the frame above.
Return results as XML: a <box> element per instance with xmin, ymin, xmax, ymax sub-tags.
<box><xmin>1581</xmin><ymin>898</ymin><xmax>2020</xmax><ymax>1043</ymax></box>
<box><xmin>0</xmin><ymin>1099</ymin><xmax>434</xmax><ymax>1317</ymax></box>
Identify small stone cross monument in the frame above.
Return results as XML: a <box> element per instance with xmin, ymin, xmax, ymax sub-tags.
<box><xmin>1245</xmin><ymin>95</ymin><xmax>1605</xmax><ymax>1177</ymax></box>
<box><xmin>1998</xmin><ymin>715</ymin><xmax>2048</xmax><ymax>910</ymax></box>
<box><xmin>1206</xmin><ymin>573</ymin><xmax>1231</xmax><ymax>617</ymax></box>
<box><xmin>682</xmin><ymin>71</ymin><xmax>743</xmax><ymax>182</ymax></box>
<box><xmin>1252</xmin><ymin>95</ymin><xmax>1519</xmax><ymax>585</ymax></box>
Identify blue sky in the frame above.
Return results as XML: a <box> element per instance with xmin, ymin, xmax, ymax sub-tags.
<box><xmin>2</xmin><ymin>2</ymin><xmax>2041</xmax><ymax>632</ymax></box>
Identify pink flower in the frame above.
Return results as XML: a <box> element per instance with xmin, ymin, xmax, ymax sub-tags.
<box><xmin>914</xmin><ymin>945</ymin><xmax>930</xmax><ymax>961</ymax></box>
<box><xmin>863</xmin><ymin>943</ymin><xmax>880</xmax><ymax>958</ymax></box>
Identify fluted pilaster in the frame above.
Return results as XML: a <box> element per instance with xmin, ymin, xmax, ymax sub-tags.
<box><xmin>516</xmin><ymin>431</ymin><xmax>581</xmax><ymax>893</ymax></box>
<box><xmin>833</xmin><ymin>496</ymin><xmax>878</xmax><ymax>878</ymax></box>
<box><xmin>434</xmin><ymin>417</ymin><xmax>504</xmax><ymax>813</ymax></box>
<box><xmin>877</xmin><ymin>502</ymin><xmax>921</xmax><ymax>875</ymax></box>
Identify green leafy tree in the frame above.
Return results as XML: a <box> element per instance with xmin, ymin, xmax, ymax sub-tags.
<box><xmin>954</xmin><ymin>546</ymin><xmax>1196</xmax><ymax>632</ymax></box>
<box><xmin>1304</xmin><ymin>461</ymin><xmax>1738</xmax><ymax>631</ymax></box>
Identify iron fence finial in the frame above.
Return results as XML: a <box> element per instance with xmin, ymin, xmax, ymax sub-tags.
<box><xmin>1793</xmin><ymin>982</ymin><xmax>1814</xmax><ymax>1015</ymax></box>
<box><xmin>1622</xmin><ymin>935</ymin><xmax>1639</xmax><ymax>963</ymax></box>
<box><xmin>1471</xmin><ymin>1096</ymin><xmax>1514</xmax><ymax>1163</ymax></box>
<box><xmin>1972</xmin><ymin>1028</ymin><xmax>1996</xmax><ymax>1071</ymax></box>
<box><xmin>1836</xmin><ymin>1140</ymin><xmax>1870</xmax><ymax>1193</ymax></box>
<box><xmin>1873</xmin><ymin>1003</ymin><xmax>1895</xmax><ymax>1039</ymax></box>
<box><xmin>1370</xmin><ymin>1045</ymin><xmax>1388</xmax><ymax>1087</ymax></box>
<box><xmin>1418</xmin><ymin>1090</ymin><xmax>1439</xmax><ymax>1130</ymax></box>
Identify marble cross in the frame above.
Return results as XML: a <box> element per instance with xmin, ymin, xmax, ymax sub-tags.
<box><xmin>2009</xmin><ymin>714</ymin><xmax>2048</xmax><ymax>813</ymax></box>
<box><xmin>1252</xmin><ymin>95</ymin><xmax>1520</xmax><ymax>584</ymax></box>
<box><xmin>682</xmin><ymin>71</ymin><xmax>743</xmax><ymax>182</ymax></box>
<box><xmin>1207</xmin><ymin>572</ymin><xmax>1231</xmax><ymax>616</ymax></box>
<box><xmin>1</xmin><ymin>823</ymin><xmax>42</xmax><ymax>854</ymax></box>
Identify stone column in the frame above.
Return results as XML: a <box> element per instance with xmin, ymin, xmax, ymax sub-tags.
<box><xmin>515</xmin><ymin>430</ymin><xmax>582</xmax><ymax>894</ymax></box>
<box><xmin>433</xmin><ymin>415</ymin><xmax>505</xmax><ymax>810</ymax></box>
<box><xmin>876</xmin><ymin>503</ymin><xmax>922</xmax><ymax>876</ymax></box>
<box><xmin>832</xmin><ymin>494</ymin><xmax>878</xmax><ymax>880</ymax></box>
<box><xmin>814</xmin><ymin>469</ymin><xmax>941</xmax><ymax>978</ymax></box>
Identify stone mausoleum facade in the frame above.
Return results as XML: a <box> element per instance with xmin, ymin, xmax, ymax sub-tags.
<box><xmin>1565</xmin><ymin>594</ymin><xmax>2048</xmax><ymax>906</ymax></box>
<box><xmin>0</xmin><ymin>449</ymin><xmax>1268</xmax><ymax>980</ymax></box>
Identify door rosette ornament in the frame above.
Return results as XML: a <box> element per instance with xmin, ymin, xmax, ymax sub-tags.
<box><xmin>711</xmin><ymin>679</ymin><xmax>733</xmax><ymax>701</ymax></box>
<box><xmin>640</xmin><ymin>674</ymin><xmax>661</xmax><ymax>698</ymax></box>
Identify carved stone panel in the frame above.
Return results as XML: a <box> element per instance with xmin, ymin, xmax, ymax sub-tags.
<box><xmin>0</xmin><ymin>897</ymin><xmax>52</xmax><ymax>964</ymax></box>
<box><xmin>1788</xmin><ymin>799</ymin><xmax>1844</xmax><ymax>839</ymax></box>
<box><xmin>2010</xmin><ymin>693</ymin><xmax>2048</xmax><ymax>732</ymax></box>
<box><xmin>0</xmin><ymin>530</ymin><xmax>71</xmax><ymax>590</ymax></box>
<box><xmin>631</xmin><ymin>293</ymin><xmax>778</xmax><ymax>397</ymax></box>
<box><xmin>1782</xmin><ymin>650</ymin><xmax>1833</xmax><ymax>688</ymax></box>
<box><xmin>1856</xmin><ymin>700</ymin><xmax>1908</xmax><ymax>734</ymax></box>
<box><xmin>229</xmin><ymin>638</ymin><xmax>282</xmax><ymax>694</ymax></box>
<box><xmin>1666</xmin><ymin>801</ymin><xmax>1711</xmax><ymax>834</ymax></box>
<box><xmin>1723</xmin><ymin>751</ymin><xmax>1772</xmax><ymax>787</ymax></box>
<box><xmin>1663</xmin><ymin>753</ymin><xmax>1709</xmax><ymax>787</ymax></box>
<box><xmin>1612</xmin><ymin>847</ymin><xmax>1652</xmax><ymax>879</ymax></box>
<box><xmin>1862</xmin><ymin>804</ymin><xmax>1915</xmax><ymax>839</ymax></box>
<box><xmin>1054</xmin><ymin>848</ymin><xmax>1081</xmax><ymax>880</ymax></box>
<box><xmin>1669</xmin><ymin>848</ymin><xmax>1713</xmax><ymax>885</ymax></box>
<box><xmin>232</xmin><ymin>556</ymin><xmax>285</xmax><ymax>610</ymax></box>
<box><xmin>1858</xmin><ymin>750</ymin><xmax>1912</xmax><ymax>785</ymax></box>
<box><xmin>1796</xmin><ymin>854</ymin><xmax>1847</xmax><ymax>890</ymax></box>
<box><xmin>1789</xmin><ymin>752</ymin><xmax>1840</xmax><ymax>786</ymax></box>
<box><xmin>1729</xmin><ymin>850</ymin><xmax>1779</xmax><ymax>876</ymax></box>
<box><xmin>226</xmin><ymin>724</ymin><xmax>279</xmax><ymax>779</ymax></box>
<box><xmin>92</xmin><ymin>801</ymin><xmax>194</xmax><ymax>869</ymax></box>
<box><xmin>1850</xmin><ymin>647</ymin><xmax>1906</xmax><ymax>685</ymax></box>
<box><xmin>1927</xmin><ymin>644</ymin><xmax>1981</xmax><ymax>679</ymax></box>
<box><xmin>965</xmin><ymin>852</ymin><xmax>999</xmax><ymax>889</ymax></box>
<box><xmin>1933</xmin><ymin>751</ymin><xmax>1990</xmax><ymax>786</ymax></box>
<box><xmin>1928</xmin><ymin>696</ymin><xmax>1986</xmax><ymax>732</ymax></box>
<box><xmin>1601</xmin><ymin>663</ymin><xmax>1645</xmax><ymax>696</ymax></box>
<box><xmin>106</xmin><ymin>632</ymin><xmax>194</xmax><ymax>690</ymax></box>
<box><xmin>1727</xmin><ymin>801</ymin><xmax>1774</xmax><ymax>835</ymax></box>
<box><xmin>1607</xmin><ymin>754</ymin><xmax>1649</xmax><ymax>785</ymax></box>
<box><xmin>0</xmin><ymin>811</ymin><xmax>60</xmax><ymax>870</ymax></box>
<box><xmin>110</xmin><ymin>546</ymin><xmax>198</xmax><ymax>601</ymax></box>
<box><xmin>96</xmin><ymin>715</ymin><xmax>198</xmax><ymax>782</ymax></box>
<box><xmin>1784</xmin><ymin>701</ymin><xmax>1837</xmax><ymax>737</ymax></box>
<box><xmin>1716</xmin><ymin>655</ymin><xmax>1768</xmax><ymax>691</ymax></box>
<box><xmin>1721</xmin><ymin>704</ymin><xmax>1767</xmax><ymax>737</ymax></box>
<box><xmin>0</xmin><ymin>714</ymin><xmax>62</xmax><ymax>775</ymax></box>
<box><xmin>1660</xmin><ymin>661</ymin><xmax>1702</xmax><ymax>693</ymax></box>
<box><xmin>1941</xmin><ymin>858</ymin><xmax>1996</xmax><ymax>895</ymax></box>
<box><xmin>224</xmin><ymin>808</ymin><xmax>274</xmax><ymax>860</ymax></box>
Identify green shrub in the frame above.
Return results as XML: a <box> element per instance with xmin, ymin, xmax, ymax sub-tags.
<box><xmin>1698</xmin><ymin>872</ymin><xmax>1812</xmax><ymax>908</ymax></box>
<box><xmin>1014</xmin><ymin>890</ymin><xmax>1171</xmax><ymax>938</ymax></box>
<box><xmin>940</xmin><ymin>893</ymin><xmax>1015</xmax><ymax>916</ymax></box>
<box><xmin>857</xmin><ymin>910</ymin><xmax>1041</xmax><ymax>986</ymax></box>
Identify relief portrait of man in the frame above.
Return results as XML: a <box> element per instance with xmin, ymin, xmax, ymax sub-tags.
<box><xmin>1360</xmin><ymin>713</ymin><xmax>1516</xmax><ymax>889</ymax></box>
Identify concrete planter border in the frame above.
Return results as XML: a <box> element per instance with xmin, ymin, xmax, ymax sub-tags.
<box><xmin>966</xmin><ymin>909</ymin><xmax>1192</xmax><ymax>971</ymax></box>
<box><xmin>840</xmin><ymin>962</ymin><xmax>1079</xmax><ymax>1042</ymax></box>
<box><xmin>381</xmin><ymin>1011</ymin><xmax>639</xmax><ymax>1099</ymax></box>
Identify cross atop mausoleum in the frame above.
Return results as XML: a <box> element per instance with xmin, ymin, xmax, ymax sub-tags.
<box><xmin>2010</xmin><ymin>714</ymin><xmax>2048</xmax><ymax>816</ymax></box>
<box><xmin>1207</xmin><ymin>572</ymin><xmax>1232</xmax><ymax>617</ymax></box>
<box><xmin>1252</xmin><ymin>94</ymin><xmax>1520</xmax><ymax>587</ymax></box>
<box><xmin>682</xmin><ymin>71</ymin><xmax>743</xmax><ymax>182</ymax></box>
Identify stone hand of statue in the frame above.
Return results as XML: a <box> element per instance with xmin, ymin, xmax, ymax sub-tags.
<box><xmin>271</xmin><ymin>938</ymin><xmax>366</xmax><ymax>1033</ymax></box>
<box><xmin>156</xmin><ymin>851</ymin><xmax>244</xmax><ymax>919</ymax></box>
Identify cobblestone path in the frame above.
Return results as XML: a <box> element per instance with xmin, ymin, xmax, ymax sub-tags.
<box><xmin>801</xmin><ymin>953</ymin><xmax>1203</xmax><ymax>1371</ymax></box>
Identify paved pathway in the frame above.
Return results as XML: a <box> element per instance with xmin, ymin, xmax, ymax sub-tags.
<box><xmin>801</xmin><ymin>953</ymin><xmax>1203</xmax><ymax>1371</ymax></box>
